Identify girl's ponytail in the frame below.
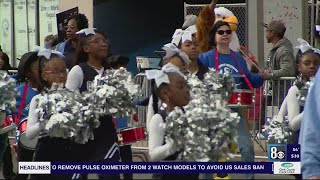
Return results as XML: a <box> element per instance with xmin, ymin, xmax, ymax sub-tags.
<box><xmin>151</xmin><ymin>79</ymin><xmax>159</xmax><ymax>114</ymax></box>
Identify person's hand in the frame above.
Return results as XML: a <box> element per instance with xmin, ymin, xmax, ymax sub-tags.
<box><xmin>259</xmin><ymin>69</ymin><xmax>270</xmax><ymax>80</ymax></box>
<box><xmin>44</xmin><ymin>34</ymin><xmax>58</xmax><ymax>47</ymax></box>
<box><xmin>210</xmin><ymin>0</ymin><xmax>218</xmax><ymax>10</ymax></box>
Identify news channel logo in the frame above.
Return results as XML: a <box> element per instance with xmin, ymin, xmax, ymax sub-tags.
<box><xmin>273</xmin><ymin>162</ymin><xmax>301</xmax><ymax>174</ymax></box>
<box><xmin>268</xmin><ymin>144</ymin><xmax>286</xmax><ymax>161</ymax></box>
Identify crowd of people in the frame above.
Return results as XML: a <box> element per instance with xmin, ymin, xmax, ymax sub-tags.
<box><xmin>0</xmin><ymin>0</ymin><xmax>320</xmax><ymax>179</ymax></box>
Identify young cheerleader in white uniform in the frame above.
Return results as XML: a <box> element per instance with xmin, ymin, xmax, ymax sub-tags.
<box><xmin>26</xmin><ymin>50</ymin><xmax>73</xmax><ymax>180</ymax></box>
<box><xmin>146</xmin><ymin>64</ymin><xmax>198</xmax><ymax>180</ymax></box>
<box><xmin>65</xmin><ymin>28</ymin><xmax>120</xmax><ymax>180</ymax></box>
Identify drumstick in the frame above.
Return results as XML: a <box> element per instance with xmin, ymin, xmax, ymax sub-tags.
<box><xmin>239</xmin><ymin>48</ymin><xmax>262</xmax><ymax>71</ymax></box>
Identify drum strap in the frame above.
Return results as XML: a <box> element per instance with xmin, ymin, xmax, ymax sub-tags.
<box><xmin>214</xmin><ymin>49</ymin><xmax>254</xmax><ymax>91</ymax></box>
<box><xmin>15</xmin><ymin>83</ymin><xmax>29</xmax><ymax>124</ymax></box>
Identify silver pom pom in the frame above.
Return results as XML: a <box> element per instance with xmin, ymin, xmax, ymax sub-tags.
<box><xmin>262</xmin><ymin>116</ymin><xmax>292</xmax><ymax>144</ymax></box>
<box><xmin>36</xmin><ymin>84</ymin><xmax>100</xmax><ymax>144</ymax></box>
<box><xmin>91</xmin><ymin>68</ymin><xmax>138</xmax><ymax>117</ymax></box>
<box><xmin>295</xmin><ymin>78</ymin><xmax>312</xmax><ymax>106</ymax></box>
<box><xmin>165</xmin><ymin>69</ymin><xmax>239</xmax><ymax>161</ymax></box>
<box><xmin>0</xmin><ymin>71</ymin><xmax>17</xmax><ymax>113</ymax></box>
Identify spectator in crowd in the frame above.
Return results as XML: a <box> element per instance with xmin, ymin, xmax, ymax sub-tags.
<box><xmin>45</xmin><ymin>13</ymin><xmax>89</xmax><ymax>70</ymax></box>
<box><xmin>261</xmin><ymin>20</ymin><xmax>295</xmax><ymax>105</ymax></box>
<box><xmin>0</xmin><ymin>51</ymin><xmax>13</xmax><ymax>71</ymax></box>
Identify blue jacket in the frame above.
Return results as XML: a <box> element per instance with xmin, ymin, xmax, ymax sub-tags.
<box><xmin>299</xmin><ymin>69</ymin><xmax>320</xmax><ymax>178</ymax></box>
<box><xmin>198</xmin><ymin>49</ymin><xmax>264</xmax><ymax>89</ymax></box>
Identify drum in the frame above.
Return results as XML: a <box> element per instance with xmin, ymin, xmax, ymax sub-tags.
<box><xmin>0</xmin><ymin>115</ymin><xmax>17</xmax><ymax>134</ymax></box>
<box><xmin>18</xmin><ymin>118</ymin><xmax>37</xmax><ymax>150</ymax></box>
<box><xmin>117</xmin><ymin>127</ymin><xmax>146</xmax><ymax>145</ymax></box>
<box><xmin>228</xmin><ymin>89</ymin><xmax>254</xmax><ymax>108</ymax></box>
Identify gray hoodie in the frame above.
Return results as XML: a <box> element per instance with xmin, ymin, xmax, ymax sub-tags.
<box><xmin>267</xmin><ymin>37</ymin><xmax>296</xmax><ymax>79</ymax></box>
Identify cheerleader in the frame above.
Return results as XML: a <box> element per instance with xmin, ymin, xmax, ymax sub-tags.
<box><xmin>279</xmin><ymin>39</ymin><xmax>320</xmax><ymax>180</ymax></box>
<box><xmin>26</xmin><ymin>49</ymin><xmax>73</xmax><ymax>180</ymax></box>
<box><xmin>146</xmin><ymin>63</ymin><xmax>198</xmax><ymax>180</ymax></box>
<box><xmin>161</xmin><ymin>43</ymin><xmax>191</xmax><ymax>74</ymax></box>
<box><xmin>171</xmin><ymin>27</ymin><xmax>209</xmax><ymax>80</ymax></box>
<box><xmin>65</xmin><ymin>28</ymin><xmax>120</xmax><ymax>180</ymax></box>
<box><xmin>146</xmin><ymin>44</ymin><xmax>191</xmax><ymax>143</ymax></box>
<box><xmin>300</xmin><ymin>59</ymin><xmax>320</xmax><ymax>179</ymax></box>
<box><xmin>278</xmin><ymin>41</ymin><xmax>320</xmax><ymax>136</ymax></box>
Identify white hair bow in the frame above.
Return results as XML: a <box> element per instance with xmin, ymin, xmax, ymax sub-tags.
<box><xmin>76</xmin><ymin>28</ymin><xmax>96</xmax><ymax>36</ymax></box>
<box><xmin>33</xmin><ymin>46</ymin><xmax>64</xmax><ymax>59</ymax></box>
<box><xmin>185</xmin><ymin>25</ymin><xmax>197</xmax><ymax>35</ymax></box>
<box><xmin>162</xmin><ymin>43</ymin><xmax>191</xmax><ymax>64</ymax></box>
<box><xmin>171</xmin><ymin>29</ymin><xmax>193</xmax><ymax>46</ymax></box>
<box><xmin>296</xmin><ymin>38</ymin><xmax>313</xmax><ymax>53</ymax></box>
<box><xmin>145</xmin><ymin>70</ymin><xmax>170</xmax><ymax>88</ymax></box>
<box><xmin>296</xmin><ymin>38</ymin><xmax>320</xmax><ymax>54</ymax></box>
<box><xmin>161</xmin><ymin>63</ymin><xmax>185</xmax><ymax>77</ymax></box>
<box><xmin>145</xmin><ymin>63</ymin><xmax>183</xmax><ymax>87</ymax></box>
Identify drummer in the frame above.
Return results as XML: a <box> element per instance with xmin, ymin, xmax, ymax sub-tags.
<box><xmin>198</xmin><ymin>21</ymin><xmax>264</xmax><ymax>180</ymax></box>
<box><xmin>198</xmin><ymin>21</ymin><xmax>264</xmax><ymax>89</ymax></box>
<box><xmin>14</xmin><ymin>52</ymin><xmax>40</xmax><ymax>180</ymax></box>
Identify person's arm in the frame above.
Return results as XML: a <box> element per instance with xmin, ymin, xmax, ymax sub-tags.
<box><xmin>65</xmin><ymin>65</ymin><xmax>83</xmax><ymax>91</ymax></box>
<box><xmin>136</xmin><ymin>97</ymin><xmax>150</xmax><ymax>106</ymax></box>
<box><xmin>238</xmin><ymin>54</ymin><xmax>264</xmax><ymax>88</ymax></box>
<box><xmin>270</xmin><ymin>49</ymin><xmax>295</xmax><ymax>79</ymax></box>
<box><xmin>277</xmin><ymin>96</ymin><xmax>287</xmax><ymax>122</ymax></box>
<box><xmin>285</xmin><ymin>86</ymin><xmax>303</xmax><ymax>131</ymax></box>
<box><xmin>148</xmin><ymin>114</ymin><xmax>176</xmax><ymax>161</ymax></box>
<box><xmin>44</xmin><ymin>34</ymin><xmax>58</xmax><ymax>49</ymax></box>
<box><xmin>146</xmin><ymin>95</ymin><xmax>155</xmax><ymax>132</ymax></box>
<box><xmin>300</xmin><ymin>73</ymin><xmax>320</xmax><ymax>179</ymax></box>
<box><xmin>26</xmin><ymin>96</ymin><xmax>43</xmax><ymax>139</ymax></box>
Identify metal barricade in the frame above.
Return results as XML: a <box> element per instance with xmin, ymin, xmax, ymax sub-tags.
<box><xmin>248</xmin><ymin>77</ymin><xmax>295</xmax><ymax>158</ymax></box>
<box><xmin>131</xmin><ymin>73</ymin><xmax>152</xmax><ymax>162</ymax></box>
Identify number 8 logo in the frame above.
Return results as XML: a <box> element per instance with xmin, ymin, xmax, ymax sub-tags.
<box><xmin>270</xmin><ymin>147</ymin><xmax>278</xmax><ymax>159</ymax></box>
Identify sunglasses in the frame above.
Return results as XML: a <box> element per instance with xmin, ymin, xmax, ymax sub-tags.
<box><xmin>217</xmin><ymin>30</ymin><xmax>232</xmax><ymax>35</ymax></box>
